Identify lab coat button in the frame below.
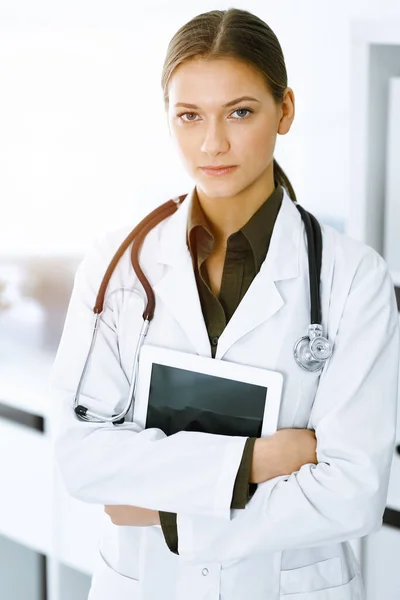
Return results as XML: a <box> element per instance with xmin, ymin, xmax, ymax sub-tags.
<box><xmin>202</xmin><ymin>568</ymin><xmax>209</xmax><ymax>576</ymax></box>
<box><xmin>211</xmin><ymin>336</ymin><xmax>219</xmax><ymax>346</ymax></box>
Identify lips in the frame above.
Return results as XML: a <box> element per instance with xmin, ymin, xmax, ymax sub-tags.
<box><xmin>200</xmin><ymin>165</ymin><xmax>238</xmax><ymax>176</ymax></box>
<box><xmin>201</xmin><ymin>165</ymin><xmax>236</xmax><ymax>170</ymax></box>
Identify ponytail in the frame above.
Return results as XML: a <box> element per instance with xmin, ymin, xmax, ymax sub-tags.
<box><xmin>273</xmin><ymin>159</ymin><xmax>296</xmax><ymax>203</ymax></box>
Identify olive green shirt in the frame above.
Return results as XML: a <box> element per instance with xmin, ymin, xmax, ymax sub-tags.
<box><xmin>159</xmin><ymin>182</ymin><xmax>284</xmax><ymax>555</ymax></box>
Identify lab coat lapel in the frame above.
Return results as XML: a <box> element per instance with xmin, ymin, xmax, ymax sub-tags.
<box><xmin>153</xmin><ymin>187</ymin><xmax>302</xmax><ymax>359</ymax></box>
<box><xmin>216</xmin><ymin>188</ymin><xmax>302</xmax><ymax>359</ymax></box>
<box><xmin>153</xmin><ymin>188</ymin><xmax>212</xmax><ymax>357</ymax></box>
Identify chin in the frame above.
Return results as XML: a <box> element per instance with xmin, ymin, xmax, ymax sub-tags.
<box><xmin>196</xmin><ymin>177</ymin><xmax>248</xmax><ymax>199</ymax></box>
<box><xmin>198</xmin><ymin>185</ymin><xmax>239</xmax><ymax>199</ymax></box>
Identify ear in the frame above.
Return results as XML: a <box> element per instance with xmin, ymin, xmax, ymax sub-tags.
<box><xmin>277</xmin><ymin>88</ymin><xmax>295</xmax><ymax>136</ymax></box>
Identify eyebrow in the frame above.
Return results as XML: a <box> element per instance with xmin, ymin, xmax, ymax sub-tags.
<box><xmin>174</xmin><ymin>96</ymin><xmax>261</xmax><ymax>109</ymax></box>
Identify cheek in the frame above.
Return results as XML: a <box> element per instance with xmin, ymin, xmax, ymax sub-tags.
<box><xmin>236</xmin><ymin>122</ymin><xmax>276</xmax><ymax>159</ymax></box>
<box><xmin>173</xmin><ymin>131</ymin><xmax>200</xmax><ymax>170</ymax></box>
<box><xmin>232</xmin><ymin>135</ymin><xmax>272</xmax><ymax>174</ymax></box>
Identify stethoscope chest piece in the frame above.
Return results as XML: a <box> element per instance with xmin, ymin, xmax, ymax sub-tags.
<box><xmin>293</xmin><ymin>324</ymin><xmax>333</xmax><ymax>372</ymax></box>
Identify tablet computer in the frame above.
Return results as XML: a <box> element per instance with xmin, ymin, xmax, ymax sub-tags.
<box><xmin>133</xmin><ymin>344</ymin><xmax>283</xmax><ymax>439</ymax></box>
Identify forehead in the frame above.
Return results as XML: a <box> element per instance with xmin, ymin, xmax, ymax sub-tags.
<box><xmin>168</xmin><ymin>57</ymin><xmax>268</xmax><ymax>104</ymax></box>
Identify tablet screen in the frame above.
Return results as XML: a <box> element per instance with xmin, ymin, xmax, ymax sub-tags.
<box><xmin>145</xmin><ymin>363</ymin><xmax>267</xmax><ymax>437</ymax></box>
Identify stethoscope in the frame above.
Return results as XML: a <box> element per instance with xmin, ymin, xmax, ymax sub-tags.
<box><xmin>74</xmin><ymin>191</ymin><xmax>333</xmax><ymax>425</ymax></box>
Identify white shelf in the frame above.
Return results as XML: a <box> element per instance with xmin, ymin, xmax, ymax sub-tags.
<box><xmin>0</xmin><ymin>420</ymin><xmax>52</xmax><ymax>554</ymax></box>
<box><xmin>0</xmin><ymin>349</ymin><xmax>54</xmax><ymax>418</ymax></box>
<box><xmin>0</xmin><ymin>345</ymin><xmax>101</xmax><ymax>599</ymax></box>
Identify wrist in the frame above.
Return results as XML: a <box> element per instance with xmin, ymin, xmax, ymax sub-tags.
<box><xmin>250</xmin><ymin>436</ymin><xmax>278</xmax><ymax>484</ymax></box>
<box><xmin>250</xmin><ymin>438</ymin><xmax>262</xmax><ymax>484</ymax></box>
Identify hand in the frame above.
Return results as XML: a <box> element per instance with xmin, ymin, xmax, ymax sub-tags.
<box><xmin>104</xmin><ymin>505</ymin><xmax>160</xmax><ymax>527</ymax></box>
<box><xmin>250</xmin><ymin>428</ymin><xmax>318</xmax><ymax>484</ymax></box>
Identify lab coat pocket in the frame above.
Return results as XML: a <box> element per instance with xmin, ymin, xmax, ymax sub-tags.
<box><xmin>280</xmin><ymin>573</ymin><xmax>364</xmax><ymax>599</ymax></box>
<box><xmin>88</xmin><ymin>547</ymin><xmax>140</xmax><ymax>600</ymax></box>
<box><xmin>280</xmin><ymin>556</ymin><xmax>343</xmax><ymax>595</ymax></box>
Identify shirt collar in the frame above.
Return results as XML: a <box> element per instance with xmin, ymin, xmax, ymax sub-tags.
<box><xmin>241</xmin><ymin>183</ymin><xmax>283</xmax><ymax>272</ymax></box>
<box><xmin>187</xmin><ymin>182</ymin><xmax>284</xmax><ymax>272</ymax></box>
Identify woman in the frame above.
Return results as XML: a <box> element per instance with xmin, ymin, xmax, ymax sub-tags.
<box><xmin>51</xmin><ymin>8</ymin><xmax>400</xmax><ymax>600</ymax></box>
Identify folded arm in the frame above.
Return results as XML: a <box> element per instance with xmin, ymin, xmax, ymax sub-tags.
<box><xmin>174</xmin><ymin>251</ymin><xmax>400</xmax><ymax>563</ymax></box>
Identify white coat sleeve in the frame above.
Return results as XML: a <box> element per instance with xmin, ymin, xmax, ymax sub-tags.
<box><xmin>175</xmin><ymin>249</ymin><xmax>400</xmax><ymax>562</ymax></box>
<box><xmin>50</xmin><ymin>232</ymin><xmax>247</xmax><ymax>518</ymax></box>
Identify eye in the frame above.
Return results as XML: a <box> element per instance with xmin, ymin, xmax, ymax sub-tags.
<box><xmin>231</xmin><ymin>107</ymin><xmax>254</xmax><ymax>119</ymax></box>
<box><xmin>177</xmin><ymin>112</ymin><xmax>199</xmax><ymax>122</ymax></box>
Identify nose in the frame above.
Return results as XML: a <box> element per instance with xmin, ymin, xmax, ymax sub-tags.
<box><xmin>200</xmin><ymin>120</ymin><xmax>230</xmax><ymax>156</ymax></box>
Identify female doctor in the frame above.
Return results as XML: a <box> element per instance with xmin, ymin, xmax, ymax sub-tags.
<box><xmin>51</xmin><ymin>7</ymin><xmax>400</xmax><ymax>600</ymax></box>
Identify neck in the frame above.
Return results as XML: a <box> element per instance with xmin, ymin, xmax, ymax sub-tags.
<box><xmin>195</xmin><ymin>163</ymin><xmax>275</xmax><ymax>249</ymax></box>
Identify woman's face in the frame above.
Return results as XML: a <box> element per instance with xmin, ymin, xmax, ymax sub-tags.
<box><xmin>166</xmin><ymin>57</ymin><xmax>294</xmax><ymax>200</ymax></box>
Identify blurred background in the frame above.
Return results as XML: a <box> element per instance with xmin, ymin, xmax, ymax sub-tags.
<box><xmin>0</xmin><ymin>1</ymin><xmax>400</xmax><ymax>598</ymax></box>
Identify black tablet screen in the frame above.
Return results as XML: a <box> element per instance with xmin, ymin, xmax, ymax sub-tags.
<box><xmin>145</xmin><ymin>363</ymin><xmax>267</xmax><ymax>437</ymax></box>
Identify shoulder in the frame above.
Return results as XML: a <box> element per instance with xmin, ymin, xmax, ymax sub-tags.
<box><xmin>316</xmin><ymin>224</ymin><xmax>399</xmax><ymax>354</ymax></box>
<box><xmin>321</xmin><ymin>222</ymin><xmax>391</xmax><ymax>287</ymax></box>
<box><xmin>75</xmin><ymin>207</ymin><xmax>172</xmax><ymax>290</ymax></box>
<box><xmin>76</xmin><ymin>224</ymin><xmax>135</xmax><ymax>279</ymax></box>
<box><xmin>320</xmin><ymin>224</ymin><xmax>398</xmax><ymax>340</ymax></box>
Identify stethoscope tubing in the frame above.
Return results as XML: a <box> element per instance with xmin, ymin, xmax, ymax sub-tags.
<box><xmin>94</xmin><ymin>195</ymin><xmax>186</xmax><ymax>317</ymax></box>
<box><xmin>74</xmin><ymin>196</ymin><xmax>185</xmax><ymax>422</ymax></box>
<box><xmin>295</xmin><ymin>204</ymin><xmax>322</xmax><ymax>325</ymax></box>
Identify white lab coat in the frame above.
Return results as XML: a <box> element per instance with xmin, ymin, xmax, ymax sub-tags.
<box><xmin>50</xmin><ymin>186</ymin><xmax>400</xmax><ymax>600</ymax></box>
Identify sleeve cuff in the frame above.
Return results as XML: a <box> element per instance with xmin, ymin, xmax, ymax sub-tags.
<box><xmin>230</xmin><ymin>437</ymin><xmax>258</xmax><ymax>509</ymax></box>
<box><xmin>160</xmin><ymin>437</ymin><xmax>258</xmax><ymax>553</ymax></box>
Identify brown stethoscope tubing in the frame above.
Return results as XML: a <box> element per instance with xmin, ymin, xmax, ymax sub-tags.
<box><xmin>74</xmin><ymin>194</ymin><xmax>186</xmax><ymax>423</ymax></box>
<box><xmin>94</xmin><ymin>194</ymin><xmax>187</xmax><ymax>319</ymax></box>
